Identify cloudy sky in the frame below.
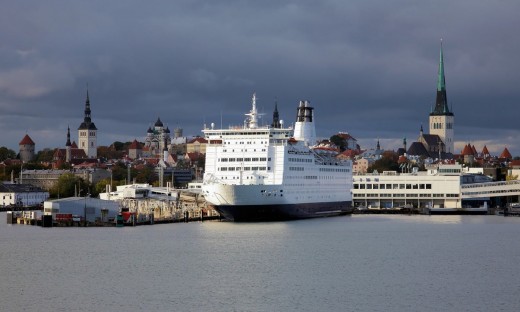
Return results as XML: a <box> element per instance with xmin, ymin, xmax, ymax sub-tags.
<box><xmin>1</xmin><ymin>0</ymin><xmax>519</xmax><ymax>156</ymax></box>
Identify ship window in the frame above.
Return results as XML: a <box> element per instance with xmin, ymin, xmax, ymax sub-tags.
<box><xmin>426</xmin><ymin>184</ymin><xmax>432</xmax><ymax>189</ymax></box>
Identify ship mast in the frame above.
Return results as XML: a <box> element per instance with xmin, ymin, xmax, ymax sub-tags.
<box><xmin>245</xmin><ymin>92</ymin><xmax>259</xmax><ymax>129</ymax></box>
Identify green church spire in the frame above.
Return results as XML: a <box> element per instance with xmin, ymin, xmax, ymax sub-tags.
<box><xmin>437</xmin><ymin>39</ymin><xmax>446</xmax><ymax>92</ymax></box>
<box><xmin>431</xmin><ymin>39</ymin><xmax>453</xmax><ymax>116</ymax></box>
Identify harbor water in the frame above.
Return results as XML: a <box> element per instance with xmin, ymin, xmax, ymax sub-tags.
<box><xmin>1</xmin><ymin>212</ymin><xmax>520</xmax><ymax>311</ymax></box>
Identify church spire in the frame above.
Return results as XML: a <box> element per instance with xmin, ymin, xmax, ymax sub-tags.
<box><xmin>431</xmin><ymin>39</ymin><xmax>453</xmax><ymax>116</ymax></box>
<box><xmin>78</xmin><ymin>86</ymin><xmax>97</xmax><ymax>131</ymax></box>
<box><xmin>66</xmin><ymin>126</ymin><xmax>71</xmax><ymax>146</ymax></box>
<box><xmin>84</xmin><ymin>86</ymin><xmax>91</xmax><ymax>124</ymax></box>
<box><xmin>271</xmin><ymin>99</ymin><xmax>281</xmax><ymax>128</ymax></box>
<box><xmin>437</xmin><ymin>40</ymin><xmax>446</xmax><ymax>92</ymax></box>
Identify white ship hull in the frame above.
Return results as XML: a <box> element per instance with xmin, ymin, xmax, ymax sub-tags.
<box><xmin>204</xmin><ymin>183</ymin><xmax>352</xmax><ymax>221</ymax></box>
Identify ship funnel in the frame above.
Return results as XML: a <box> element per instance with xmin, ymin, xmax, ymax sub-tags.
<box><xmin>293</xmin><ymin>99</ymin><xmax>316</xmax><ymax>145</ymax></box>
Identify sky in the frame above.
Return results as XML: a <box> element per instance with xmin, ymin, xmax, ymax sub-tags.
<box><xmin>1</xmin><ymin>0</ymin><xmax>519</xmax><ymax>156</ymax></box>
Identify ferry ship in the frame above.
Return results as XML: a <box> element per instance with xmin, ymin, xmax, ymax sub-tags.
<box><xmin>201</xmin><ymin>93</ymin><xmax>353</xmax><ymax>221</ymax></box>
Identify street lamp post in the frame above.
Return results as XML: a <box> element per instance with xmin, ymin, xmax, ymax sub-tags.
<box><xmin>84</xmin><ymin>192</ymin><xmax>90</xmax><ymax>226</ymax></box>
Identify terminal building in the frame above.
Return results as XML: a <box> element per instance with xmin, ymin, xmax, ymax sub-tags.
<box><xmin>352</xmin><ymin>164</ymin><xmax>492</xmax><ymax>211</ymax></box>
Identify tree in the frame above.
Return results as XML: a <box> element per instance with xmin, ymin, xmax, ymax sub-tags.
<box><xmin>367</xmin><ymin>151</ymin><xmax>400</xmax><ymax>173</ymax></box>
<box><xmin>134</xmin><ymin>165</ymin><xmax>157</xmax><ymax>184</ymax></box>
<box><xmin>35</xmin><ymin>148</ymin><xmax>55</xmax><ymax>163</ymax></box>
<box><xmin>94</xmin><ymin>178</ymin><xmax>113</xmax><ymax>195</ymax></box>
<box><xmin>329</xmin><ymin>135</ymin><xmax>347</xmax><ymax>152</ymax></box>
<box><xmin>0</xmin><ymin>146</ymin><xmax>16</xmax><ymax>161</ymax></box>
<box><xmin>49</xmin><ymin>173</ymin><xmax>90</xmax><ymax>198</ymax></box>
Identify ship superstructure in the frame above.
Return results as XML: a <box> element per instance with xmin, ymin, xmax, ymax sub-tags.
<box><xmin>202</xmin><ymin>93</ymin><xmax>353</xmax><ymax>221</ymax></box>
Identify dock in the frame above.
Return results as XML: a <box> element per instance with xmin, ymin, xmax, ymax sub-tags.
<box><xmin>4</xmin><ymin>189</ymin><xmax>222</xmax><ymax>227</ymax></box>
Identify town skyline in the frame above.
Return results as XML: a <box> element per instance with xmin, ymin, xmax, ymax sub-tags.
<box><xmin>1</xmin><ymin>1</ymin><xmax>519</xmax><ymax>155</ymax></box>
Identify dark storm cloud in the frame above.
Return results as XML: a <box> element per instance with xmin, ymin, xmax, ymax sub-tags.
<box><xmin>1</xmin><ymin>0</ymin><xmax>519</xmax><ymax>155</ymax></box>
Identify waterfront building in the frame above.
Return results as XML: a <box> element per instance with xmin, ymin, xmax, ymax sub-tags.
<box><xmin>352</xmin><ymin>164</ymin><xmax>491</xmax><ymax>210</ymax></box>
<box><xmin>0</xmin><ymin>182</ymin><xmax>49</xmax><ymax>207</ymax></box>
<box><xmin>77</xmin><ymin>89</ymin><xmax>98</xmax><ymax>158</ymax></box>
<box><xmin>43</xmin><ymin>197</ymin><xmax>119</xmax><ymax>223</ymax></box>
<box><xmin>19</xmin><ymin>134</ymin><xmax>35</xmax><ymax>163</ymax></box>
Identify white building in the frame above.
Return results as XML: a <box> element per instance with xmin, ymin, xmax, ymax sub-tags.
<box><xmin>0</xmin><ymin>183</ymin><xmax>49</xmax><ymax>207</ymax></box>
<box><xmin>352</xmin><ymin>164</ymin><xmax>491</xmax><ymax>210</ymax></box>
<box><xmin>43</xmin><ymin>197</ymin><xmax>119</xmax><ymax>222</ymax></box>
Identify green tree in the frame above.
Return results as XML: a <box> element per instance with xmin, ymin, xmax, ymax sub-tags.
<box><xmin>94</xmin><ymin>178</ymin><xmax>113</xmax><ymax>195</ymax></box>
<box><xmin>367</xmin><ymin>151</ymin><xmax>400</xmax><ymax>173</ymax></box>
<box><xmin>35</xmin><ymin>148</ymin><xmax>55</xmax><ymax>163</ymax></box>
<box><xmin>49</xmin><ymin>173</ymin><xmax>90</xmax><ymax>198</ymax></box>
<box><xmin>0</xmin><ymin>146</ymin><xmax>16</xmax><ymax>161</ymax></box>
<box><xmin>135</xmin><ymin>166</ymin><xmax>157</xmax><ymax>184</ymax></box>
<box><xmin>329</xmin><ymin>135</ymin><xmax>347</xmax><ymax>152</ymax></box>
<box><xmin>111</xmin><ymin>162</ymin><xmax>129</xmax><ymax>181</ymax></box>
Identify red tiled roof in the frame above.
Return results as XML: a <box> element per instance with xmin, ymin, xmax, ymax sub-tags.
<box><xmin>509</xmin><ymin>160</ymin><xmax>520</xmax><ymax>167</ymax></box>
<box><xmin>73</xmin><ymin>162</ymin><xmax>97</xmax><ymax>168</ymax></box>
<box><xmin>471</xmin><ymin>145</ymin><xmax>477</xmax><ymax>155</ymax></box>
<box><xmin>188</xmin><ymin>137</ymin><xmax>207</xmax><ymax>144</ymax></box>
<box><xmin>461</xmin><ymin>144</ymin><xmax>474</xmax><ymax>156</ymax></box>
<box><xmin>19</xmin><ymin>134</ymin><xmax>35</xmax><ymax>145</ymax></box>
<box><xmin>337</xmin><ymin>132</ymin><xmax>357</xmax><ymax>141</ymax></box>
<box><xmin>500</xmin><ymin>147</ymin><xmax>512</xmax><ymax>159</ymax></box>
<box><xmin>186</xmin><ymin>152</ymin><xmax>203</xmax><ymax>161</ymax></box>
<box><xmin>482</xmin><ymin>145</ymin><xmax>490</xmax><ymax>156</ymax></box>
<box><xmin>340</xmin><ymin>149</ymin><xmax>360</xmax><ymax>158</ymax></box>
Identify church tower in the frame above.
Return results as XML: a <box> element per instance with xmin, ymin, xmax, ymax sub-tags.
<box><xmin>78</xmin><ymin>88</ymin><xmax>98</xmax><ymax>158</ymax></box>
<box><xmin>429</xmin><ymin>40</ymin><xmax>454</xmax><ymax>154</ymax></box>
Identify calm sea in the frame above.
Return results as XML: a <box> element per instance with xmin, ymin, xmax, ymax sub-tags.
<box><xmin>1</xmin><ymin>213</ymin><xmax>520</xmax><ymax>312</ymax></box>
